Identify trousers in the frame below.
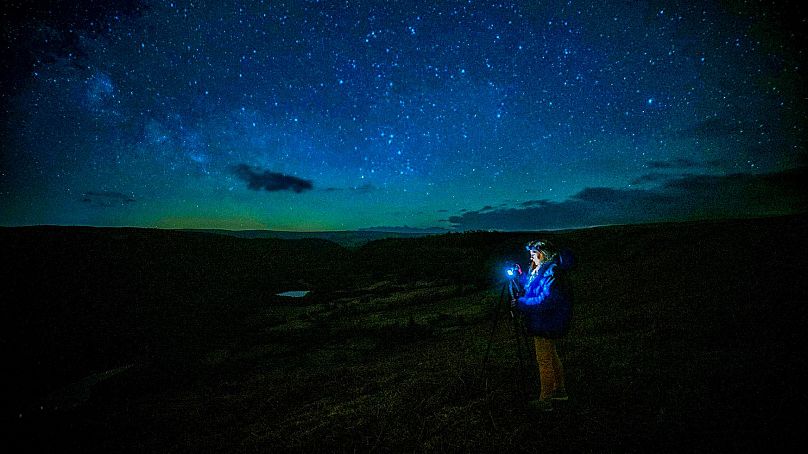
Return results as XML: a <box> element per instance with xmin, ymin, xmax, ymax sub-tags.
<box><xmin>533</xmin><ymin>337</ymin><xmax>565</xmax><ymax>399</ymax></box>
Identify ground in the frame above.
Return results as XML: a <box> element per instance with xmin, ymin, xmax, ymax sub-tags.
<box><xmin>4</xmin><ymin>215</ymin><xmax>806</xmax><ymax>451</ymax></box>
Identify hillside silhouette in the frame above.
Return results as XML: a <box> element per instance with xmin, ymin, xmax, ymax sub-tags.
<box><xmin>3</xmin><ymin>215</ymin><xmax>806</xmax><ymax>451</ymax></box>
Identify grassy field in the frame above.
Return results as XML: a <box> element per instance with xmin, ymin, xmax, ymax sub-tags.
<box><xmin>4</xmin><ymin>215</ymin><xmax>806</xmax><ymax>451</ymax></box>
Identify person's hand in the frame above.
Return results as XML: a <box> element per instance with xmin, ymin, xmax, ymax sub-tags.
<box><xmin>510</xmin><ymin>297</ymin><xmax>517</xmax><ymax>308</ymax></box>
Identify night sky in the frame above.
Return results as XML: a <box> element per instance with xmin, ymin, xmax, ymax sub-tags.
<box><xmin>1</xmin><ymin>0</ymin><xmax>806</xmax><ymax>231</ymax></box>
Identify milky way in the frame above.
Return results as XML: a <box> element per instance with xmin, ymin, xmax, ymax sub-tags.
<box><xmin>1</xmin><ymin>0</ymin><xmax>805</xmax><ymax>231</ymax></box>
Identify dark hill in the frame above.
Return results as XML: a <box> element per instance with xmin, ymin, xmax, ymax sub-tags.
<box><xmin>3</xmin><ymin>215</ymin><xmax>807</xmax><ymax>451</ymax></box>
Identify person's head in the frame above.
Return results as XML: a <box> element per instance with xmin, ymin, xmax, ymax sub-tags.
<box><xmin>525</xmin><ymin>239</ymin><xmax>557</xmax><ymax>269</ymax></box>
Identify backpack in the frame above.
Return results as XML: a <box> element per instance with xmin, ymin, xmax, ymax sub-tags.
<box><xmin>555</xmin><ymin>248</ymin><xmax>575</xmax><ymax>336</ymax></box>
<box><xmin>557</xmin><ymin>248</ymin><xmax>575</xmax><ymax>271</ymax></box>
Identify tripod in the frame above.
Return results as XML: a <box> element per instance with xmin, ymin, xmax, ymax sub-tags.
<box><xmin>478</xmin><ymin>278</ymin><xmax>533</xmax><ymax>400</ymax></box>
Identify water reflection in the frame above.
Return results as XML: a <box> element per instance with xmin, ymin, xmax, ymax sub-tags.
<box><xmin>275</xmin><ymin>290</ymin><xmax>310</xmax><ymax>298</ymax></box>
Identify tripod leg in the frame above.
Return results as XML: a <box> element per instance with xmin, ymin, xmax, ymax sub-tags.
<box><xmin>510</xmin><ymin>312</ymin><xmax>529</xmax><ymax>400</ymax></box>
<box><xmin>479</xmin><ymin>284</ymin><xmax>507</xmax><ymax>388</ymax></box>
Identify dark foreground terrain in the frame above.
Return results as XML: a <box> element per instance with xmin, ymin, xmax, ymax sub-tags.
<box><xmin>3</xmin><ymin>215</ymin><xmax>807</xmax><ymax>452</ymax></box>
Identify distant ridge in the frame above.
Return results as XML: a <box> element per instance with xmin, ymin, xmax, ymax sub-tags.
<box><xmin>358</xmin><ymin>226</ymin><xmax>449</xmax><ymax>234</ymax></box>
<box><xmin>178</xmin><ymin>228</ymin><xmax>442</xmax><ymax>248</ymax></box>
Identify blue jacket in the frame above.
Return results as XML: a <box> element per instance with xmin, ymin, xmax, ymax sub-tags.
<box><xmin>516</xmin><ymin>258</ymin><xmax>572</xmax><ymax>338</ymax></box>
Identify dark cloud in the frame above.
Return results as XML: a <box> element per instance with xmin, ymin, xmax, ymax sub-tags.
<box><xmin>448</xmin><ymin>167</ymin><xmax>807</xmax><ymax>231</ymax></box>
<box><xmin>520</xmin><ymin>200</ymin><xmax>552</xmax><ymax>208</ymax></box>
<box><xmin>232</xmin><ymin>164</ymin><xmax>313</xmax><ymax>193</ymax></box>
<box><xmin>478</xmin><ymin>203</ymin><xmax>508</xmax><ymax>212</ymax></box>
<box><xmin>81</xmin><ymin>191</ymin><xmax>136</xmax><ymax>207</ymax></box>
<box><xmin>572</xmin><ymin>187</ymin><xmax>651</xmax><ymax>204</ymax></box>
<box><xmin>646</xmin><ymin>158</ymin><xmax>723</xmax><ymax>169</ymax></box>
<box><xmin>630</xmin><ymin>173</ymin><xmax>674</xmax><ymax>185</ymax></box>
<box><xmin>662</xmin><ymin>174</ymin><xmax>725</xmax><ymax>192</ymax></box>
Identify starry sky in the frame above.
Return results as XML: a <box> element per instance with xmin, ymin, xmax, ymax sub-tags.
<box><xmin>1</xmin><ymin>0</ymin><xmax>806</xmax><ymax>231</ymax></box>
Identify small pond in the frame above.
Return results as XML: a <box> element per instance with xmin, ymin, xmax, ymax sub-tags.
<box><xmin>275</xmin><ymin>290</ymin><xmax>310</xmax><ymax>298</ymax></box>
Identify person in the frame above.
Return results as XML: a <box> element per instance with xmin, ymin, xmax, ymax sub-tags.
<box><xmin>514</xmin><ymin>240</ymin><xmax>573</xmax><ymax>412</ymax></box>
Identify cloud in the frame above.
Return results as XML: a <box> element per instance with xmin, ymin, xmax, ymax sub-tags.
<box><xmin>646</xmin><ymin>158</ymin><xmax>723</xmax><ymax>169</ymax></box>
<box><xmin>519</xmin><ymin>200</ymin><xmax>552</xmax><ymax>208</ymax></box>
<box><xmin>81</xmin><ymin>191</ymin><xmax>136</xmax><ymax>207</ymax></box>
<box><xmin>448</xmin><ymin>167</ymin><xmax>807</xmax><ymax>231</ymax></box>
<box><xmin>630</xmin><ymin>173</ymin><xmax>673</xmax><ymax>185</ymax></box>
<box><xmin>232</xmin><ymin>164</ymin><xmax>313</xmax><ymax>193</ymax></box>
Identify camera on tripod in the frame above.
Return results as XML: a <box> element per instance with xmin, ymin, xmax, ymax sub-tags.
<box><xmin>477</xmin><ymin>261</ymin><xmax>531</xmax><ymax>397</ymax></box>
<box><xmin>504</xmin><ymin>263</ymin><xmax>522</xmax><ymax>279</ymax></box>
<box><xmin>504</xmin><ymin>263</ymin><xmax>523</xmax><ymax>305</ymax></box>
